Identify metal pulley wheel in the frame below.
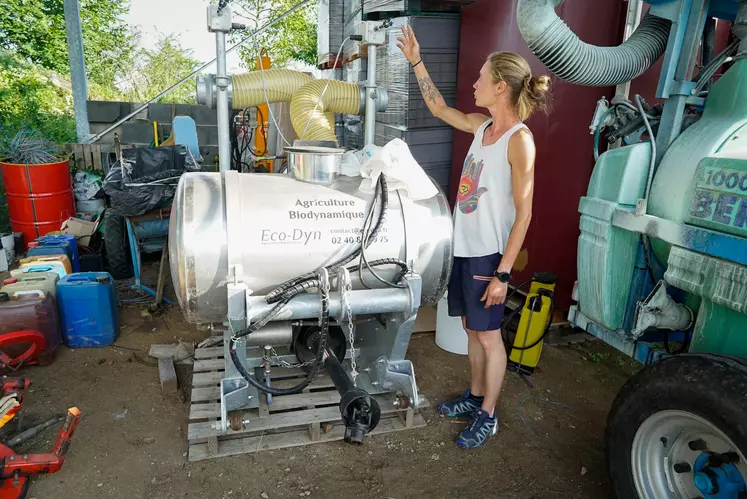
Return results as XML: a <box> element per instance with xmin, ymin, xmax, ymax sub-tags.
<box><xmin>293</xmin><ymin>325</ymin><xmax>346</xmax><ymax>371</ymax></box>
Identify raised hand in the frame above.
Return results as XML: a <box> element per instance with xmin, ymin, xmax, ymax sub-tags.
<box><xmin>396</xmin><ymin>25</ymin><xmax>421</xmax><ymax>65</ymax></box>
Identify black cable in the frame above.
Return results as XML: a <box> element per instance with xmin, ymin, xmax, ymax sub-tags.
<box><xmin>228</xmin><ymin>274</ymin><xmax>330</xmax><ymax>396</ymax></box>
<box><xmin>265</xmin><ymin>174</ymin><xmax>390</xmax><ymax>303</ymax></box>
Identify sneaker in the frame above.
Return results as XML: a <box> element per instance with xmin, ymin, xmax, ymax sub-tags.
<box><xmin>437</xmin><ymin>389</ymin><xmax>483</xmax><ymax>418</ymax></box>
<box><xmin>456</xmin><ymin>409</ymin><xmax>498</xmax><ymax>449</ymax></box>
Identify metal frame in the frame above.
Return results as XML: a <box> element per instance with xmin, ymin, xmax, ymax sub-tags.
<box><xmin>124</xmin><ymin>214</ymin><xmax>173</xmax><ymax>304</ymax></box>
<box><xmin>216</xmin><ymin>272</ymin><xmax>425</xmax><ymax>434</ymax></box>
<box><xmin>568</xmin><ymin>0</ymin><xmax>746</xmax><ymax>363</ymax></box>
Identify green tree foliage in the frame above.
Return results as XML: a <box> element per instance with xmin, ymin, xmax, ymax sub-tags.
<box><xmin>118</xmin><ymin>35</ymin><xmax>201</xmax><ymax>104</ymax></box>
<box><xmin>0</xmin><ymin>0</ymin><xmax>136</xmax><ymax>91</ymax></box>
<box><xmin>0</xmin><ymin>51</ymin><xmax>77</xmax><ymax>144</ymax></box>
<box><xmin>228</xmin><ymin>0</ymin><xmax>317</xmax><ymax>69</ymax></box>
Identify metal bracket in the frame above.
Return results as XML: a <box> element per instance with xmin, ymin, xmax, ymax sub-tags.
<box><xmin>219</xmin><ymin>377</ymin><xmax>252</xmax><ymax>432</ymax></box>
<box><xmin>375</xmin><ymin>356</ymin><xmax>424</xmax><ymax>409</ymax></box>
<box><xmin>669</xmin><ymin>80</ymin><xmax>696</xmax><ymax>96</ymax></box>
<box><xmin>207</xmin><ymin>4</ymin><xmax>232</xmax><ymax>32</ymax></box>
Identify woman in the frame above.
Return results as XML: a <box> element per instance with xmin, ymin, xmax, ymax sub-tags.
<box><xmin>397</xmin><ymin>26</ymin><xmax>551</xmax><ymax>449</ymax></box>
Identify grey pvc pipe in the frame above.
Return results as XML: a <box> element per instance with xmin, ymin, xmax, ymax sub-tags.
<box><xmin>517</xmin><ymin>0</ymin><xmax>672</xmax><ymax>86</ymax></box>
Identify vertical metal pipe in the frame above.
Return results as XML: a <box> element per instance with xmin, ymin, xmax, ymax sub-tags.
<box><xmin>63</xmin><ymin>0</ymin><xmax>91</xmax><ymax>143</ymax></box>
<box><xmin>615</xmin><ymin>0</ymin><xmax>644</xmax><ymax>100</ymax></box>
<box><xmin>216</xmin><ymin>31</ymin><xmax>231</xmax><ymax>172</ymax></box>
<box><xmin>702</xmin><ymin>17</ymin><xmax>716</xmax><ymax>92</ymax></box>
<box><xmin>364</xmin><ymin>46</ymin><xmax>378</xmax><ymax>146</ymax></box>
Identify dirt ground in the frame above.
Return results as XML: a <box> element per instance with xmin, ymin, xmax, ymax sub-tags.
<box><xmin>4</xmin><ymin>289</ymin><xmax>641</xmax><ymax>499</ymax></box>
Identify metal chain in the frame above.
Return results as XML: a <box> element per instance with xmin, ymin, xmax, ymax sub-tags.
<box><xmin>339</xmin><ymin>268</ymin><xmax>357</xmax><ymax>386</ymax></box>
<box><xmin>264</xmin><ymin>347</ymin><xmax>316</xmax><ymax>369</ymax></box>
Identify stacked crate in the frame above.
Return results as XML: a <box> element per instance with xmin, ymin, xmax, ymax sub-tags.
<box><xmin>372</xmin><ymin>15</ymin><xmax>460</xmax><ymax>195</ymax></box>
<box><xmin>317</xmin><ymin>0</ymin><xmax>346</xmax><ymax>68</ymax></box>
<box><xmin>335</xmin><ymin>4</ymin><xmax>461</xmax><ymax>195</ymax></box>
<box><xmin>362</xmin><ymin>0</ymin><xmax>476</xmax><ymax>17</ymax></box>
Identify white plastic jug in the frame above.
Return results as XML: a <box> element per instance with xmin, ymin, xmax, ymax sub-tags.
<box><xmin>435</xmin><ymin>291</ymin><xmax>468</xmax><ymax>355</ymax></box>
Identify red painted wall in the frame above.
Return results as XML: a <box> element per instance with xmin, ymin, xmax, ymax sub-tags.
<box><xmin>450</xmin><ymin>0</ymin><xmax>626</xmax><ymax>309</ymax></box>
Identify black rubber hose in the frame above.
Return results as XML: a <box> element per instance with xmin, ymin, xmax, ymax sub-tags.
<box><xmin>265</xmin><ymin>174</ymin><xmax>389</xmax><ymax>303</ymax></box>
<box><xmin>229</xmin><ymin>275</ymin><xmax>330</xmax><ymax>396</ymax></box>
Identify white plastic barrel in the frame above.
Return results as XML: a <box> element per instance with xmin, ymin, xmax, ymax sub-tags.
<box><xmin>435</xmin><ymin>291</ymin><xmax>469</xmax><ymax>355</ymax></box>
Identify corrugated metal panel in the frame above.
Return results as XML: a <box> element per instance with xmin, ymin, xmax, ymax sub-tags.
<box><xmin>451</xmin><ymin>0</ymin><xmax>627</xmax><ymax>310</ymax></box>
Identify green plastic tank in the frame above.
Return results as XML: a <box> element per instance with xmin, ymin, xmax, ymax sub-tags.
<box><xmin>647</xmin><ymin>59</ymin><xmax>747</xmax><ymax>356</ymax></box>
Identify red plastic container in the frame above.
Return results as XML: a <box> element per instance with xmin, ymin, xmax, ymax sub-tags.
<box><xmin>0</xmin><ymin>159</ymin><xmax>75</xmax><ymax>249</ymax></box>
<box><xmin>0</xmin><ymin>291</ymin><xmax>61</xmax><ymax>365</ymax></box>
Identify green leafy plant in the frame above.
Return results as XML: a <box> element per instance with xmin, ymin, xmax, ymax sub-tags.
<box><xmin>227</xmin><ymin>0</ymin><xmax>318</xmax><ymax>68</ymax></box>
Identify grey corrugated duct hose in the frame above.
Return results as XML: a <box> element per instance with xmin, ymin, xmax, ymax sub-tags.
<box><xmin>517</xmin><ymin>0</ymin><xmax>672</xmax><ymax>86</ymax></box>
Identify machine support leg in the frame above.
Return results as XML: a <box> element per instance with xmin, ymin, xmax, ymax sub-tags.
<box><xmin>323</xmin><ymin>349</ymin><xmax>380</xmax><ymax>444</ymax></box>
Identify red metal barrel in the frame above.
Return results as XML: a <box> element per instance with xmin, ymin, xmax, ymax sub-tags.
<box><xmin>0</xmin><ymin>159</ymin><xmax>75</xmax><ymax>249</ymax></box>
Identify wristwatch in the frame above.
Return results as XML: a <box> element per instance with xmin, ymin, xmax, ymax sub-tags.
<box><xmin>494</xmin><ymin>270</ymin><xmax>511</xmax><ymax>283</ymax></box>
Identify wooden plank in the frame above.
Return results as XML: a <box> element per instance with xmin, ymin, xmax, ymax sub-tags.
<box><xmin>188</xmin><ymin>393</ymin><xmax>398</xmax><ymax>441</ymax></box>
<box><xmin>191</xmin><ymin>386</ymin><xmax>221</xmax><ymax>403</ymax></box>
<box><xmin>268</xmin><ymin>391</ymin><xmax>341</xmax><ymax>412</ymax></box>
<box><xmin>189</xmin><ymin>405</ymin><xmax>340</xmax><ymax>441</ymax></box>
<box><xmin>190</xmin><ymin>403</ymin><xmax>221</xmax><ymax>420</ymax></box>
<box><xmin>271</xmin><ymin>377</ymin><xmax>335</xmax><ymax>390</ymax></box>
<box><xmin>73</xmin><ymin>144</ymin><xmax>85</xmax><ymax>170</ymax></box>
<box><xmin>188</xmin><ymin>413</ymin><xmax>426</xmax><ymax>461</ymax></box>
<box><xmin>91</xmin><ymin>144</ymin><xmax>103</xmax><ymax>171</ymax></box>
<box><xmin>194</xmin><ymin>346</ymin><xmax>224</xmax><ymax>359</ymax></box>
<box><xmin>192</xmin><ymin>371</ymin><xmax>224</xmax><ymax>387</ymax></box>
<box><xmin>193</xmin><ymin>359</ymin><xmax>225</xmax><ymax>373</ymax></box>
<box><xmin>159</xmin><ymin>358</ymin><xmax>178</xmax><ymax>393</ymax></box>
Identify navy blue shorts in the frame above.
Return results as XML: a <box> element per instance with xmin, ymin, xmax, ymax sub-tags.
<box><xmin>447</xmin><ymin>252</ymin><xmax>506</xmax><ymax>332</ymax></box>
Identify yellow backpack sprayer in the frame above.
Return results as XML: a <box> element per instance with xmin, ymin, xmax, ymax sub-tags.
<box><xmin>503</xmin><ymin>272</ymin><xmax>557</xmax><ymax>375</ymax></box>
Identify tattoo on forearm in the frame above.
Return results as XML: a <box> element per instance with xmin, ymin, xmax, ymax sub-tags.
<box><xmin>417</xmin><ymin>76</ymin><xmax>442</xmax><ymax>104</ymax></box>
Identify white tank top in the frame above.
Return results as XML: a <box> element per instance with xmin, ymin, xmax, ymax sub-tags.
<box><xmin>452</xmin><ymin>120</ymin><xmax>528</xmax><ymax>258</ymax></box>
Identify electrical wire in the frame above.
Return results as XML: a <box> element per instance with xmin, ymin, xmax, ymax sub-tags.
<box><xmin>255</xmin><ymin>43</ymin><xmax>292</xmax><ymax>148</ymax></box>
<box><xmin>695</xmin><ymin>39</ymin><xmax>739</xmax><ymax>93</ymax></box>
<box><xmin>519</xmin><ymin>394</ymin><xmax>573</xmax><ymax>458</ymax></box>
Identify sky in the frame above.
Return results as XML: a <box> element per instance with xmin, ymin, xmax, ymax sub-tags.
<box><xmin>123</xmin><ymin>0</ymin><xmax>244</xmax><ymax>73</ymax></box>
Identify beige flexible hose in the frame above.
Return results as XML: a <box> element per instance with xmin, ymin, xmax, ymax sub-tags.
<box><xmin>230</xmin><ymin>69</ymin><xmax>362</xmax><ymax>145</ymax></box>
<box><xmin>231</xmin><ymin>70</ymin><xmax>313</xmax><ymax>109</ymax></box>
<box><xmin>290</xmin><ymin>80</ymin><xmax>361</xmax><ymax>143</ymax></box>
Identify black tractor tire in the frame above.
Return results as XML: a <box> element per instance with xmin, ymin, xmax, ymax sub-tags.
<box><xmin>104</xmin><ymin>211</ymin><xmax>132</xmax><ymax>279</ymax></box>
<box><xmin>606</xmin><ymin>354</ymin><xmax>747</xmax><ymax>498</ymax></box>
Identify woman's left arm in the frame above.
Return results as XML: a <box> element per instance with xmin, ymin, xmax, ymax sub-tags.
<box><xmin>481</xmin><ymin>130</ymin><xmax>536</xmax><ymax>308</ymax></box>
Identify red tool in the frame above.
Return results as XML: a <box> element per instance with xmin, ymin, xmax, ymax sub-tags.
<box><xmin>0</xmin><ymin>332</ymin><xmax>46</xmax><ymax>371</ymax></box>
<box><xmin>0</xmin><ymin>407</ymin><xmax>81</xmax><ymax>499</ymax></box>
<box><xmin>0</xmin><ymin>378</ymin><xmax>30</xmax><ymax>431</ymax></box>
<box><xmin>0</xmin><ymin>380</ymin><xmax>29</xmax><ymax>395</ymax></box>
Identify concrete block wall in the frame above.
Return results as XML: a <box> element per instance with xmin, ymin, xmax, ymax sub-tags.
<box><xmin>87</xmin><ymin>100</ymin><xmax>221</xmax><ymax>171</ymax></box>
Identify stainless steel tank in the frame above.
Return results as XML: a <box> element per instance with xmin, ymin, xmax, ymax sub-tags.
<box><xmin>169</xmin><ymin>170</ymin><xmax>454</xmax><ymax>324</ymax></box>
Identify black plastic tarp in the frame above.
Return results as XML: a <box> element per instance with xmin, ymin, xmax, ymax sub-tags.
<box><xmin>103</xmin><ymin>146</ymin><xmax>200</xmax><ymax>217</ymax></box>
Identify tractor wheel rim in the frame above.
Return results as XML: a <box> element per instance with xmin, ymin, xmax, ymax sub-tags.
<box><xmin>632</xmin><ymin>409</ymin><xmax>747</xmax><ymax>499</ymax></box>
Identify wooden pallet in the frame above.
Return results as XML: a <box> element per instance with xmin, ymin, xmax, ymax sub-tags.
<box><xmin>62</xmin><ymin>143</ymin><xmax>105</xmax><ymax>171</ymax></box>
<box><xmin>188</xmin><ymin>344</ymin><xmax>428</xmax><ymax>461</ymax></box>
